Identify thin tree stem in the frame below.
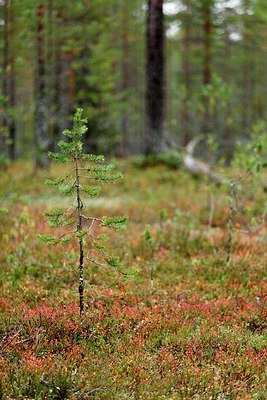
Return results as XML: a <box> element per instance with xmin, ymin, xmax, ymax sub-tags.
<box><xmin>226</xmin><ymin>179</ymin><xmax>234</xmax><ymax>264</ymax></box>
<box><xmin>75</xmin><ymin>154</ymin><xmax>84</xmax><ymax>316</ymax></box>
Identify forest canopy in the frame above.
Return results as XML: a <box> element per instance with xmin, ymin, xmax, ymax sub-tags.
<box><xmin>1</xmin><ymin>0</ymin><xmax>267</xmax><ymax>164</ymax></box>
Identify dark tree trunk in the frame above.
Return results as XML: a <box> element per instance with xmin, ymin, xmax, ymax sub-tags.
<box><xmin>223</xmin><ymin>9</ymin><xmax>233</xmax><ymax>162</ymax></box>
<box><xmin>51</xmin><ymin>47</ymin><xmax>62</xmax><ymax>150</ymax></box>
<box><xmin>202</xmin><ymin>0</ymin><xmax>212</xmax><ymax>138</ymax></box>
<box><xmin>8</xmin><ymin>0</ymin><xmax>16</xmax><ymax>160</ymax></box>
<box><xmin>58</xmin><ymin>50</ymin><xmax>75</xmax><ymax>134</ymax></box>
<box><xmin>145</xmin><ymin>0</ymin><xmax>165</xmax><ymax>155</ymax></box>
<box><xmin>203</xmin><ymin>3</ymin><xmax>212</xmax><ymax>86</ymax></box>
<box><xmin>35</xmin><ymin>3</ymin><xmax>49</xmax><ymax>169</ymax></box>
<box><xmin>8</xmin><ymin>57</ymin><xmax>16</xmax><ymax>160</ymax></box>
<box><xmin>241</xmin><ymin>0</ymin><xmax>251</xmax><ymax>139</ymax></box>
<box><xmin>120</xmin><ymin>0</ymin><xmax>130</xmax><ymax>155</ymax></box>
<box><xmin>1</xmin><ymin>0</ymin><xmax>9</xmax><ymax>156</ymax></box>
<box><xmin>181</xmin><ymin>0</ymin><xmax>192</xmax><ymax>146</ymax></box>
<box><xmin>46</xmin><ymin>0</ymin><xmax>58</xmax><ymax>151</ymax></box>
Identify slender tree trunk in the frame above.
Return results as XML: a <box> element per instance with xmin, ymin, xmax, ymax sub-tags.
<box><xmin>241</xmin><ymin>0</ymin><xmax>250</xmax><ymax>139</ymax></box>
<box><xmin>181</xmin><ymin>0</ymin><xmax>192</xmax><ymax>146</ymax></box>
<box><xmin>165</xmin><ymin>33</ymin><xmax>172</xmax><ymax>139</ymax></box>
<box><xmin>75</xmin><ymin>155</ymin><xmax>84</xmax><ymax>316</ymax></box>
<box><xmin>45</xmin><ymin>5</ymin><xmax>62</xmax><ymax>154</ymax></box>
<box><xmin>1</xmin><ymin>0</ymin><xmax>10</xmax><ymax>157</ymax></box>
<box><xmin>6</xmin><ymin>0</ymin><xmax>16</xmax><ymax>160</ymax></box>
<box><xmin>50</xmin><ymin>49</ymin><xmax>62</xmax><ymax>151</ymax></box>
<box><xmin>202</xmin><ymin>0</ymin><xmax>212</xmax><ymax>138</ymax></box>
<box><xmin>120</xmin><ymin>0</ymin><xmax>130</xmax><ymax>155</ymax></box>
<box><xmin>47</xmin><ymin>0</ymin><xmax>57</xmax><ymax>151</ymax></box>
<box><xmin>145</xmin><ymin>0</ymin><xmax>165</xmax><ymax>155</ymax></box>
<box><xmin>223</xmin><ymin>9</ymin><xmax>233</xmax><ymax>162</ymax></box>
<box><xmin>8</xmin><ymin>56</ymin><xmax>16</xmax><ymax>159</ymax></box>
<box><xmin>35</xmin><ymin>3</ymin><xmax>49</xmax><ymax>169</ymax></box>
<box><xmin>241</xmin><ymin>60</ymin><xmax>250</xmax><ymax>138</ymax></box>
<box><xmin>55</xmin><ymin>50</ymin><xmax>75</xmax><ymax>138</ymax></box>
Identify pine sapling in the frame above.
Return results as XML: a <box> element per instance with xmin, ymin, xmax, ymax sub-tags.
<box><xmin>226</xmin><ymin>179</ymin><xmax>235</xmax><ymax>264</ymax></box>
<box><xmin>143</xmin><ymin>224</ymin><xmax>156</xmax><ymax>288</ymax></box>
<box><xmin>143</xmin><ymin>210</ymin><xmax>167</xmax><ymax>289</ymax></box>
<box><xmin>39</xmin><ymin>108</ymin><xmax>128</xmax><ymax>315</ymax></box>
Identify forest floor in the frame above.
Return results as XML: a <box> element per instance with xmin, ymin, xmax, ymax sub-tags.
<box><xmin>0</xmin><ymin>160</ymin><xmax>266</xmax><ymax>399</ymax></box>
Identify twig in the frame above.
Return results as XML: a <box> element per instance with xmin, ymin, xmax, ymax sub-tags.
<box><xmin>208</xmin><ymin>192</ymin><xmax>215</xmax><ymax>230</ymax></box>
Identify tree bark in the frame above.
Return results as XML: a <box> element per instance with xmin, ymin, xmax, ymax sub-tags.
<box><xmin>145</xmin><ymin>0</ymin><xmax>165</xmax><ymax>155</ymax></box>
<box><xmin>241</xmin><ymin>0</ymin><xmax>251</xmax><ymax>139</ymax></box>
<box><xmin>75</xmin><ymin>155</ymin><xmax>84</xmax><ymax>316</ymax></box>
<box><xmin>120</xmin><ymin>0</ymin><xmax>130</xmax><ymax>155</ymax></box>
<box><xmin>223</xmin><ymin>7</ymin><xmax>233</xmax><ymax>162</ymax></box>
<box><xmin>202</xmin><ymin>0</ymin><xmax>212</xmax><ymax>138</ymax></box>
<box><xmin>8</xmin><ymin>56</ymin><xmax>16</xmax><ymax>160</ymax></box>
<box><xmin>181</xmin><ymin>0</ymin><xmax>192</xmax><ymax>146</ymax></box>
<box><xmin>1</xmin><ymin>0</ymin><xmax>9</xmax><ymax>157</ymax></box>
<box><xmin>8</xmin><ymin>0</ymin><xmax>16</xmax><ymax>160</ymax></box>
<box><xmin>35</xmin><ymin>3</ymin><xmax>49</xmax><ymax>169</ymax></box>
<box><xmin>46</xmin><ymin>0</ymin><xmax>58</xmax><ymax>151</ymax></box>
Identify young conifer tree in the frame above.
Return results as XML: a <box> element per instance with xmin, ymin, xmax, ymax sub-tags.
<box><xmin>39</xmin><ymin>108</ymin><xmax>127</xmax><ymax>315</ymax></box>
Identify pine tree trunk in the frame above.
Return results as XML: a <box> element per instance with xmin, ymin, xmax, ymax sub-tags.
<box><xmin>1</xmin><ymin>0</ymin><xmax>9</xmax><ymax>157</ymax></box>
<box><xmin>241</xmin><ymin>0</ymin><xmax>251</xmax><ymax>139</ymax></box>
<box><xmin>35</xmin><ymin>3</ymin><xmax>49</xmax><ymax>169</ymax></box>
<box><xmin>223</xmin><ymin>10</ymin><xmax>233</xmax><ymax>163</ymax></box>
<box><xmin>202</xmin><ymin>0</ymin><xmax>212</xmax><ymax>138</ymax></box>
<box><xmin>46</xmin><ymin>0</ymin><xmax>56</xmax><ymax>151</ymax></box>
<box><xmin>120</xmin><ymin>0</ymin><xmax>130</xmax><ymax>155</ymax></box>
<box><xmin>7</xmin><ymin>0</ymin><xmax>16</xmax><ymax>160</ymax></box>
<box><xmin>181</xmin><ymin>0</ymin><xmax>192</xmax><ymax>146</ymax></box>
<box><xmin>145</xmin><ymin>0</ymin><xmax>165</xmax><ymax>155</ymax></box>
<box><xmin>75</xmin><ymin>155</ymin><xmax>84</xmax><ymax>316</ymax></box>
<box><xmin>8</xmin><ymin>57</ymin><xmax>16</xmax><ymax>160</ymax></box>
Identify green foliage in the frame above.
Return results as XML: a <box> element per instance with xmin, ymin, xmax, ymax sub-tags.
<box><xmin>82</xmin><ymin>185</ymin><xmax>101</xmax><ymax>198</ymax></box>
<box><xmin>101</xmin><ymin>215</ymin><xmax>128</xmax><ymax>231</ymax></box>
<box><xmin>0</xmin><ymin>207</ymin><xmax>8</xmax><ymax>215</ymax></box>
<box><xmin>38</xmin><ymin>234</ymin><xmax>64</xmax><ymax>245</ymax></box>
<box><xmin>132</xmin><ymin>151</ymin><xmax>182</xmax><ymax>169</ymax></box>
<box><xmin>232</xmin><ymin>123</ymin><xmax>267</xmax><ymax>173</ymax></box>
<box><xmin>143</xmin><ymin>224</ymin><xmax>154</xmax><ymax>247</ymax></box>
<box><xmin>200</xmin><ymin>74</ymin><xmax>232</xmax><ymax>110</ymax></box>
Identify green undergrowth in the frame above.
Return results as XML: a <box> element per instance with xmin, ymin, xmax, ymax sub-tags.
<box><xmin>0</xmin><ymin>161</ymin><xmax>266</xmax><ymax>399</ymax></box>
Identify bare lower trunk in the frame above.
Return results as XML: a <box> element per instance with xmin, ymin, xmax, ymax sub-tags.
<box><xmin>1</xmin><ymin>0</ymin><xmax>9</xmax><ymax>156</ymax></box>
<box><xmin>75</xmin><ymin>155</ymin><xmax>84</xmax><ymax>316</ymax></box>
<box><xmin>241</xmin><ymin>0</ymin><xmax>251</xmax><ymax>139</ymax></box>
<box><xmin>181</xmin><ymin>0</ymin><xmax>192</xmax><ymax>146</ymax></box>
<box><xmin>120</xmin><ymin>0</ymin><xmax>130</xmax><ymax>155</ymax></box>
<box><xmin>78</xmin><ymin>238</ymin><xmax>84</xmax><ymax>315</ymax></box>
<box><xmin>202</xmin><ymin>0</ymin><xmax>212</xmax><ymax>138</ymax></box>
<box><xmin>226</xmin><ymin>180</ymin><xmax>234</xmax><ymax>264</ymax></box>
<box><xmin>8</xmin><ymin>55</ymin><xmax>16</xmax><ymax>159</ymax></box>
<box><xmin>35</xmin><ymin>3</ymin><xmax>49</xmax><ymax>169</ymax></box>
<box><xmin>145</xmin><ymin>0</ymin><xmax>165</xmax><ymax>154</ymax></box>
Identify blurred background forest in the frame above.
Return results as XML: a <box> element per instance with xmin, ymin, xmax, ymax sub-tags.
<box><xmin>1</xmin><ymin>0</ymin><xmax>267</xmax><ymax>167</ymax></box>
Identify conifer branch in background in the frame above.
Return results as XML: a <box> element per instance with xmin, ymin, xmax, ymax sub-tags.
<box><xmin>39</xmin><ymin>108</ymin><xmax>128</xmax><ymax>316</ymax></box>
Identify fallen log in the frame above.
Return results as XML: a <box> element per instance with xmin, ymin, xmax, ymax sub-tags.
<box><xmin>182</xmin><ymin>136</ymin><xmax>227</xmax><ymax>185</ymax></box>
<box><xmin>163</xmin><ymin>134</ymin><xmax>227</xmax><ymax>185</ymax></box>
